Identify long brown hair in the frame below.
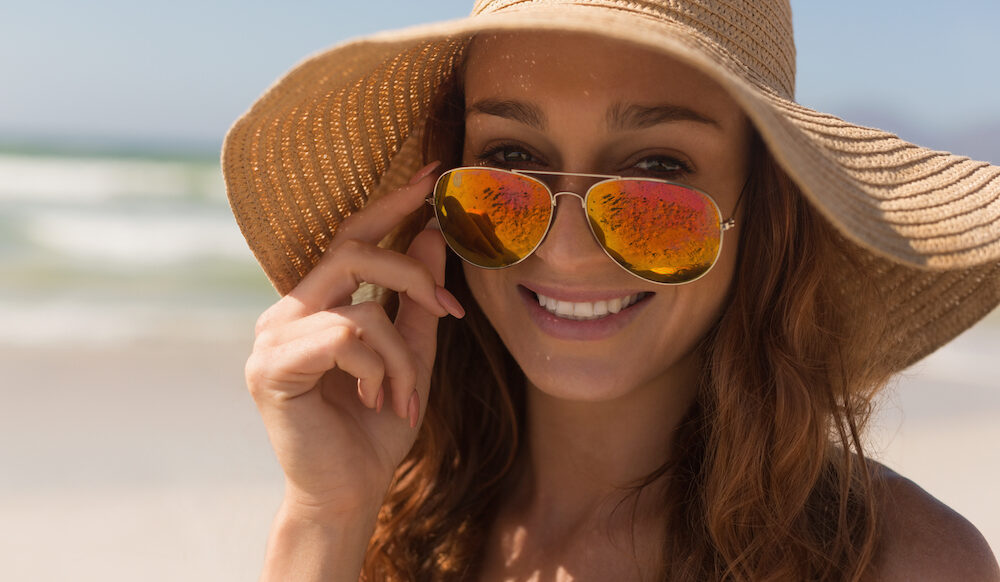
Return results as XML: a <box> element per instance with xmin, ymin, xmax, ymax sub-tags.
<box><xmin>658</xmin><ymin>132</ymin><xmax>891</xmax><ymax>581</ymax></box>
<box><xmin>361</xmin><ymin>62</ymin><xmax>893</xmax><ymax>581</ymax></box>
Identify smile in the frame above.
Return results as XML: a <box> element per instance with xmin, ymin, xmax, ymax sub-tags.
<box><xmin>535</xmin><ymin>292</ymin><xmax>650</xmax><ymax>321</ymax></box>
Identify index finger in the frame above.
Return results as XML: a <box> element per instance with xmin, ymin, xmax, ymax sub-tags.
<box><xmin>328</xmin><ymin>161</ymin><xmax>441</xmax><ymax>251</ymax></box>
<box><xmin>268</xmin><ymin>161</ymin><xmax>442</xmax><ymax>322</ymax></box>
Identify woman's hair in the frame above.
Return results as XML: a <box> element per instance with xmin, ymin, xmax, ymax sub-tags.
<box><xmin>361</xmin><ymin>58</ymin><xmax>894</xmax><ymax>582</ymax></box>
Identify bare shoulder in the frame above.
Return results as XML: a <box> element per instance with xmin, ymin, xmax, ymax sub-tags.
<box><xmin>871</xmin><ymin>464</ymin><xmax>999</xmax><ymax>581</ymax></box>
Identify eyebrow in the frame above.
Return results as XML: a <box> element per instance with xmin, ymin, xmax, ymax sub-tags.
<box><xmin>606</xmin><ymin>102</ymin><xmax>721</xmax><ymax>131</ymax></box>
<box><xmin>467</xmin><ymin>98</ymin><xmax>547</xmax><ymax>130</ymax></box>
<box><xmin>466</xmin><ymin>98</ymin><xmax>721</xmax><ymax>133</ymax></box>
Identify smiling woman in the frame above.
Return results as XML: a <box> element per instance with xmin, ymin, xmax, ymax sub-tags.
<box><xmin>456</xmin><ymin>32</ymin><xmax>748</xmax><ymax>406</ymax></box>
<box><xmin>221</xmin><ymin>1</ymin><xmax>1000</xmax><ymax>581</ymax></box>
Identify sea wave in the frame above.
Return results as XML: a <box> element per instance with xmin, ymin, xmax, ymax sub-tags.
<box><xmin>0</xmin><ymin>153</ymin><xmax>224</xmax><ymax>203</ymax></box>
<box><xmin>22</xmin><ymin>208</ymin><xmax>251</xmax><ymax>265</ymax></box>
<box><xmin>0</xmin><ymin>299</ymin><xmax>258</xmax><ymax>347</ymax></box>
<box><xmin>0</xmin><ymin>151</ymin><xmax>252</xmax><ymax>267</ymax></box>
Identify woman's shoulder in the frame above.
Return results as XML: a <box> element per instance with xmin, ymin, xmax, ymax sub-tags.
<box><xmin>871</xmin><ymin>463</ymin><xmax>999</xmax><ymax>581</ymax></box>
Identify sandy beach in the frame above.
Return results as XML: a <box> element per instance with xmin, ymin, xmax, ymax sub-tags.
<box><xmin>0</xmin><ymin>337</ymin><xmax>277</xmax><ymax>580</ymax></box>
<box><xmin>1</xmin><ymin>311</ymin><xmax>997</xmax><ymax>580</ymax></box>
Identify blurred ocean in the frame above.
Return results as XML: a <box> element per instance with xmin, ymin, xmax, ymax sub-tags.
<box><xmin>0</xmin><ymin>148</ymin><xmax>276</xmax><ymax>347</ymax></box>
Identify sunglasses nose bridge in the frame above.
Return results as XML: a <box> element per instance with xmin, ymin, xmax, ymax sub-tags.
<box><xmin>551</xmin><ymin>190</ymin><xmax>587</xmax><ymax>208</ymax></box>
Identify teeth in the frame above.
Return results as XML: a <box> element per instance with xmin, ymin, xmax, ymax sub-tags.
<box><xmin>608</xmin><ymin>297</ymin><xmax>623</xmax><ymax>314</ymax></box>
<box><xmin>536</xmin><ymin>292</ymin><xmax>645</xmax><ymax>321</ymax></box>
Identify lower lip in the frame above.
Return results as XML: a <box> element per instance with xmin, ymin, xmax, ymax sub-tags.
<box><xmin>518</xmin><ymin>286</ymin><xmax>651</xmax><ymax>341</ymax></box>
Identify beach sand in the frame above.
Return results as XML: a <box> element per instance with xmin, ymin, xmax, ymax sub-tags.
<box><xmin>0</xmin><ymin>338</ymin><xmax>277</xmax><ymax>580</ymax></box>
<box><xmin>1</xmin><ymin>315</ymin><xmax>997</xmax><ymax>580</ymax></box>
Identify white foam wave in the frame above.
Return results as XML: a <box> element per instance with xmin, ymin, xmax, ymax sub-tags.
<box><xmin>0</xmin><ymin>300</ymin><xmax>255</xmax><ymax>347</ymax></box>
<box><xmin>0</xmin><ymin>153</ymin><xmax>224</xmax><ymax>202</ymax></box>
<box><xmin>25</xmin><ymin>210</ymin><xmax>250</xmax><ymax>265</ymax></box>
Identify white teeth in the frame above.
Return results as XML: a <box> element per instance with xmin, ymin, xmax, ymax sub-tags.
<box><xmin>535</xmin><ymin>292</ymin><xmax>645</xmax><ymax>321</ymax></box>
<box><xmin>608</xmin><ymin>297</ymin><xmax>623</xmax><ymax>314</ymax></box>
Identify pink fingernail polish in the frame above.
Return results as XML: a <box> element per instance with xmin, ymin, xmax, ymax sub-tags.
<box><xmin>408</xmin><ymin>391</ymin><xmax>420</xmax><ymax>429</ymax></box>
<box><xmin>435</xmin><ymin>286</ymin><xmax>465</xmax><ymax>318</ymax></box>
<box><xmin>408</xmin><ymin>160</ymin><xmax>441</xmax><ymax>185</ymax></box>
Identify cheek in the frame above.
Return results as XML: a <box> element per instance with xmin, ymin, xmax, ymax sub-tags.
<box><xmin>462</xmin><ymin>263</ymin><xmax>507</xmax><ymax>326</ymax></box>
<box><xmin>678</xmin><ymin>228</ymin><xmax>739</xmax><ymax>334</ymax></box>
<box><xmin>633</xmin><ymin>234</ymin><xmax>740</xmax><ymax>378</ymax></box>
<box><xmin>463</xmin><ymin>263</ymin><xmax>487</xmax><ymax>304</ymax></box>
<box><xmin>462</xmin><ymin>263</ymin><xmax>536</xmax><ymax>369</ymax></box>
<box><xmin>462</xmin><ymin>262</ymin><xmax>545</xmax><ymax>371</ymax></box>
<box><xmin>712</xmin><ymin>227</ymin><xmax>740</xmax><ymax>290</ymax></box>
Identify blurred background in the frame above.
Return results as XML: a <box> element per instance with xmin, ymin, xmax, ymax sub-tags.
<box><xmin>1</xmin><ymin>1</ymin><xmax>997</xmax><ymax>579</ymax></box>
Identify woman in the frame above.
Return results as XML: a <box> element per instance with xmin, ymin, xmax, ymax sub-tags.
<box><xmin>223</xmin><ymin>1</ymin><xmax>1000</xmax><ymax>580</ymax></box>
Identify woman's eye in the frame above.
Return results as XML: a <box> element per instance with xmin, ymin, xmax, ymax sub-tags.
<box><xmin>633</xmin><ymin>157</ymin><xmax>687</xmax><ymax>174</ymax></box>
<box><xmin>500</xmin><ymin>149</ymin><xmax>533</xmax><ymax>164</ymax></box>
<box><xmin>477</xmin><ymin>145</ymin><xmax>538</xmax><ymax>167</ymax></box>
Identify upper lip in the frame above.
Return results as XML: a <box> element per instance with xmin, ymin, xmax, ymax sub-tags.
<box><xmin>520</xmin><ymin>282</ymin><xmax>652</xmax><ymax>302</ymax></box>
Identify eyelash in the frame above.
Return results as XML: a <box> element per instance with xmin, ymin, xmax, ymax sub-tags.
<box><xmin>475</xmin><ymin>142</ymin><xmax>544</xmax><ymax>168</ymax></box>
<box><xmin>473</xmin><ymin>142</ymin><xmax>694</xmax><ymax>177</ymax></box>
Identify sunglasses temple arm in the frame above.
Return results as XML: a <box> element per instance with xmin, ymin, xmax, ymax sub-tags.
<box><xmin>722</xmin><ymin>176</ymin><xmax>751</xmax><ymax>231</ymax></box>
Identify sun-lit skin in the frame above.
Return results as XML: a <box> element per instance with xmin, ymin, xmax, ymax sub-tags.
<box><xmin>460</xmin><ymin>31</ymin><xmax>752</xmax><ymax>576</ymax></box>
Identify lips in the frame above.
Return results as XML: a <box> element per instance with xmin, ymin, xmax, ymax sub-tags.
<box><xmin>515</xmin><ymin>284</ymin><xmax>652</xmax><ymax>341</ymax></box>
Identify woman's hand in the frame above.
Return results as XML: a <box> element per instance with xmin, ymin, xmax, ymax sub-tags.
<box><xmin>246</xmin><ymin>161</ymin><xmax>463</xmax><ymax>524</ymax></box>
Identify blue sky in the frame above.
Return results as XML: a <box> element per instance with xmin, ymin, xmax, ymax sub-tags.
<box><xmin>2</xmin><ymin>0</ymin><xmax>998</xmax><ymax>159</ymax></box>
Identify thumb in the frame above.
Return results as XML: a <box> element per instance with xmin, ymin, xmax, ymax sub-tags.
<box><xmin>394</xmin><ymin>224</ymin><xmax>460</xmax><ymax>371</ymax></box>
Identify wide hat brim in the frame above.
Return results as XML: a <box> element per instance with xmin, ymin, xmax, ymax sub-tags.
<box><xmin>222</xmin><ymin>4</ymin><xmax>1000</xmax><ymax>371</ymax></box>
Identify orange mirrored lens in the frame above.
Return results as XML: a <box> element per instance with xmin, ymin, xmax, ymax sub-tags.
<box><xmin>434</xmin><ymin>169</ymin><xmax>552</xmax><ymax>268</ymax></box>
<box><xmin>586</xmin><ymin>180</ymin><xmax>721</xmax><ymax>284</ymax></box>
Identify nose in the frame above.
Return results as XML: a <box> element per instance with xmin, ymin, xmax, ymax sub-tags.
<box><xmin>532</xmin><ymin>187</ymin><xmax>610</xmax><ymax>271</ymax></box>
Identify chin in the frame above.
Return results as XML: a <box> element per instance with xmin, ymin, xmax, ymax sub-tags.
<box><xmin>510</xmin><ymin>339</ymin><xmax>697</xmax><ymax>405</ymax></box>
<box><xmin>521</xmin><ymin>360</ymin><xmax>637</xmax><ymax>403</ymax></box>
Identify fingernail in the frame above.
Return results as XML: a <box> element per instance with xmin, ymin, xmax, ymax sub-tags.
<box><xmin>435</xmin><ymin>286</ymin><xmax>465</xmax><ymax>319</ymax></box>
<box><xmin>375</xmin><ymin>388</ymin><xmax>384</xmax><ymax>413</ymax></box>
<box><xmin>423</xmin><ymin>216</ymin><xmax>441</xmax><ymax>231</ymax></box>
<box><xmin>408</xmin><ymin>160</ymin><xmax>441</xmax><ymax>185</ymax></box>
<box><xmin>408</xmin><ymin>391</ymin><xmax>420</xmax><ymax>429</ymax></box>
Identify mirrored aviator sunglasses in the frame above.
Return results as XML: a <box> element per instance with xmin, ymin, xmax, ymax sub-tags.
<box><xmin>430</xmin><ymin>167</ymin><xmax>738</xmax><ymax>285</ymax></box>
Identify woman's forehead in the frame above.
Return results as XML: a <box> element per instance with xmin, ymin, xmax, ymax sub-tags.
<box><xmin>464</xmin><ymin>31</ymin><xmax>742</xmax><ymax>124</ymax></box>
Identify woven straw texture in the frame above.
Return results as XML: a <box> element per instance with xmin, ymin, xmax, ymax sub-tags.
<box><xmin>222</xmin><ymin>0</ymin><xmax>1000</xmax><ymax>369</ymax></box>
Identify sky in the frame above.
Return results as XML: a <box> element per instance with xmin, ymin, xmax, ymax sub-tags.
<box><xmin>1</xmin><ymin>0</ymin><xmax>998</xmax><ymax>159</ymax></box>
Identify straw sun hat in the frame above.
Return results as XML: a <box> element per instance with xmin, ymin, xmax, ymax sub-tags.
<box><xmin>222</xmin><ymin>0</ymin><xmax>1000</xmax><ymax>372</ymax></box>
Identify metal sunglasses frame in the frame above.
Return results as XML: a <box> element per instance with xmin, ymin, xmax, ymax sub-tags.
<box><xmin>429</xmin><ymin>166</ymin><xmax>739</xmax><ymax>285</ymax></box>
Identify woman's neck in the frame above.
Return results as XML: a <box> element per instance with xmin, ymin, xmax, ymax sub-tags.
<box><xmin>513</xmin><ymin>350</ymin><xmax>700</xmax><ymax>532</ymax></box>
<box><xmin>478</xmin><ymin>354</ymin><xmax>700</xmax><ymax>580</ymax></box>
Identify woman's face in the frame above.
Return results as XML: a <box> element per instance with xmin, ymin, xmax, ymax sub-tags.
<box><xmin>460</xmin><ymin>32</ymin><xmax>751</xmax><ymax>403</ymax></box>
